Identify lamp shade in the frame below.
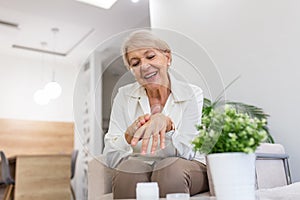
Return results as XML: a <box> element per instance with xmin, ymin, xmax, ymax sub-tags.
<box><xmin>45</xmin><ymin>81</ymin><xmax>62</xmax><ymax>99</ymax></box>
<box><xmin>34</xmin><ymin>89</ymin><xmax>50</xmax><ymax>105</ymax></box>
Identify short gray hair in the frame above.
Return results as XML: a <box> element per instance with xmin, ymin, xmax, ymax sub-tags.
<box><xmin>121</xmin><ymin>30</ymin><xmax>171</xmax><ymax>68</ymax></box>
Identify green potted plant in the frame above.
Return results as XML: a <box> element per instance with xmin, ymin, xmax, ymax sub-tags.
<box><xmin>193</xmin><ymin>102</ymin><xmax>269</xmax><ymax>154</ymax></box>
<box><xmin>192</xmin><ymin>101</ymin><xmax>269</xmax><ymax>200</ymax></box>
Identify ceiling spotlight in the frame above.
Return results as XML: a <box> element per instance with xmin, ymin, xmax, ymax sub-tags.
<box><xmin>75</xmin><ymin>0</ymin><xmax>118</xmax><ymax>9</ymax></box>
<box><xmin>131</xmin><ymin>0</ymin><xmax>139</xmax><ymax>3</ymax></box>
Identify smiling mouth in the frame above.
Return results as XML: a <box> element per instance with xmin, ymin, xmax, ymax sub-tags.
<box><xmin>144</xmin><ymin>71</ymin><xmax>157</xmax><ymax>79</ymax></box>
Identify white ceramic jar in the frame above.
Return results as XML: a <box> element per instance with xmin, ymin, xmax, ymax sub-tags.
<box><xmin>136</xmin><ymin>182</ymin><xmax>159</xmax><ymax>200</ymax></box>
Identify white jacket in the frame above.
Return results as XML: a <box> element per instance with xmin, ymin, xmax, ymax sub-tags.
<box><xmin>103</xmin><ymin>73</ymin><xmax>204</xmax><ymax>168</ymax></box>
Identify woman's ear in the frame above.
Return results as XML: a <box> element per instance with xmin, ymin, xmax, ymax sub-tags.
<box><xmin>163</xmin><ymin>51</ymin><xmax>172</xmax><ymax>66</ymax></box>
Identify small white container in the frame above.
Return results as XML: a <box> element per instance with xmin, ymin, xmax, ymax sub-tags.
<box><xmin>166</xmin><ymin>193</ymin><xmax>190</xmax><ymax>200</ymax></box>
<box><xmin>136</xmin><ymin>182</ymin><xmax>159</xmax><ymax>200</ymax></box>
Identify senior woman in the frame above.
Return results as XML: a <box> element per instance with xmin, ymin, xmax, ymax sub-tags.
<box><xmin>103</xmin><ymin>30</ymin><xmax>208</xmax><ymax>199</ymax></box>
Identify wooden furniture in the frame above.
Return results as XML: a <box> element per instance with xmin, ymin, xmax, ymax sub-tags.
<box><xmin>0</xmin><ymin>118</ymin><xmax>74</xmax><ymax>158</ymax></box>
<box><xmin>12</xmin><ymin>154</ymin><xmax>71</xmax><ymax>200</ymax></box>
<box><xmin>0</xmin><ymin>118</ymin><xmax>74</xmax><ymax>200</ymax></box>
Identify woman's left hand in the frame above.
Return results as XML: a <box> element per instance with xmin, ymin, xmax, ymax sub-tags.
<box><xmin>131</xmin><ymin>113</ymin><xmax>173</xmax><ymax>154</ymax></box>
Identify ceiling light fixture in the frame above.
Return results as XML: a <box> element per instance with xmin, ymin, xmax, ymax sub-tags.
<box><xmin>12</xmin><ymin>28</ymin><xmax>94</xmax><ymax>57</ymax></box>
<box><xmin>44</xmin><ymin>27</ymin><xmax>62</xmax><ymax>100</ymax></box>
<box><xmin>75</xmin><ymin>0</ymin><xmax>118</xmax><ymax>9</ymax></box>
<box><xmin>33</xmin><ymin>28</ymin><xmax>62</xmax><ymax>105</ymax></box>
<box><xmin>34</xmin><ymin>89</ymin><xmax>50</xmax><ymax>106</ymax></box>
<box><xmin>33</xmin><ymin>42</ymin><xmax>50</xmax><ymax>105</ymax></box>
<box><xmin>131</xmin><ymin>0</ymin><xmax>139</xmax><ymax>3</ymax></box>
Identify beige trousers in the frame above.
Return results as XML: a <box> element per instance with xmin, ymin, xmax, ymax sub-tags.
<box><xmin>112</xmin><ymin>157</ymin><xmax>209</xmax><ymax>199</ymax></box>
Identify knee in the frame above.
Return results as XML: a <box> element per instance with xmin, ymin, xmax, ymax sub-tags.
<box><xmin>151</xmin><ymin>158</ymin><xmax>209</xmax><ymax>197</ymax></box>
<box><xmin>113</xmin><ymin>159</ymin><xmax>152</xmax><ymax>186</ymax></box>
<box><xmin>116</xmin><ymin>159</ymin><xmax>152</xmax><ymax>173</ymax></box>
<box><xmin>112</xmin><ymin>159</ymin><xmax>152</xmax><ymax>199</ymax></box>
<box><xmin>151</xmin><ymin>158</ymin><xmax>188</xmax><ymax>195</ymax></box>
<box><xmin>152</xmin><ymin>157</ymin><xmax>185</xmax><ymax>181</ymax></box>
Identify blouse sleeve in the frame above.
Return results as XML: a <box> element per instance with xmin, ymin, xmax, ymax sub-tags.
<box><xmin>171</xmin><ymin>85</ymin><xmax>204</xmax><ymax>160</ymax></box>
<box><xmin>103</xmin><ymin>89</ymin><xmax>133</xmax><ymax>168</ymax></box>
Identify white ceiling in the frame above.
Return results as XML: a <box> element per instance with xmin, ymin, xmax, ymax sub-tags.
<box><xmin>0</xmin><ymin>0</ymin><xmax>150</xmax><ymax>67</ymax></box>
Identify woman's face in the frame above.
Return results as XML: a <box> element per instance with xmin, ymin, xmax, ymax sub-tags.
<box><xmin>127</xmin><ymin>48</ymin><xmax>171</xmax><ymax>90</ymax></box>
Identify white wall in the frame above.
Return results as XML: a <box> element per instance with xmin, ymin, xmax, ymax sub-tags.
<box><xmin>0</xmin><ymin>52</ymin><xmax>77</xmax><ymax>122</ymax></box>
<box><xmin>150</xmin><ymin>0</ymin><xmax>300</xmax><ymax>182</ymax></box>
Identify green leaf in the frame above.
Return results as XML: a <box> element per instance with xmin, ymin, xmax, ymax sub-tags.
<box><xmin>193</xmin><ymin>77</ymin><xmax>274</xmax><ymax>154</ymax></box>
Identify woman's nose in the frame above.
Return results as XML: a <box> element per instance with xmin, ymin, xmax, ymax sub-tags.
<box><xmin>140</xmin><ymin>59</ymin><xmax>151</xmax><ymax>70</ymax></box>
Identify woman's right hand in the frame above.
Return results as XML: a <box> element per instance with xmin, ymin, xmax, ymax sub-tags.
<box><xmin>131</xmin><ymin>113</ymin><xmax>173</xmax><ymax>155</ymax></box>
<box><xmin>125</xmin><ymin>114</ymin><xmax>151</xmax><ymax>144</ymax></box>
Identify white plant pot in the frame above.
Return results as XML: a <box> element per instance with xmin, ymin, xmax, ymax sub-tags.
<box><xmin>207</xmin><ymin>152</ymin><xmax>256</xmax><ymax>200</ymax></box>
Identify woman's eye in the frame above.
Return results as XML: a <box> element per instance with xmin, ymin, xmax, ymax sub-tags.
<box><xmin>131</xmin><ymin>60</ymin><xmax>140</xmax><ymax>67</ymax></box>
<box><xmin>147</xmin><ymin>54</ymin><xmax>155</xmax><ymax>59</ymax></box>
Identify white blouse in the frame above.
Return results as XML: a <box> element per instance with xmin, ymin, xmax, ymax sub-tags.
<box><xmin>103</xmin><ymin>73</ymin><xmax>204</xmax><ymax>168</ymax></box>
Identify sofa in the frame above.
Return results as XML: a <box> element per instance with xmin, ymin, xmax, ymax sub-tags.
<box><xmin>87</xmin><ymin>143</ymin><xmax>292</xmax><ymax>200</ymax></box>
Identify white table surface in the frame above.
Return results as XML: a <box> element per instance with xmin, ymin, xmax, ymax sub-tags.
<box><xmin>100</xmin><ymin>182</ymin><xmax>300</xmax><ymax>200</ymax></box>
<box><xmin>101</xmin><ymin>193</ymin><xmax>215</xmax><ymax>200</ymax></box>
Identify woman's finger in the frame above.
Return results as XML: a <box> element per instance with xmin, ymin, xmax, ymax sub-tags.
<box><xmin>159</xmin><ymin>130</ymin><xmax>166</xmax><ymax>149</ymax></box>
<box><xmin>141</xmin><ymin>138</ymin><xmax>150</xmax><ymax>155</ymax></box>
<box><xmin>140</xmin><ymin>126</ymin><xmax>154</xmax><ymax>154</ymax></box>
<box><xmin>136</xmin><ymin>114</ymin><xmax>151</xmax><ymax>126</ymax></box>
<box><xmin>131</xmin><ymin>126</ymin><xmax>146</xmax><ymax>146</ymax></box>
<box><xmin>151</xmin><ymin>132</ymin><xmax>159</xmax><ymax>154</ymax></box>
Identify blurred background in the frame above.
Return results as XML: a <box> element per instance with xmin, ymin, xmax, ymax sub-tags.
<box><xmin>0</xmin><ymin>0</ymin><xmax>300</xmax><ymax>199</ymax></box>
